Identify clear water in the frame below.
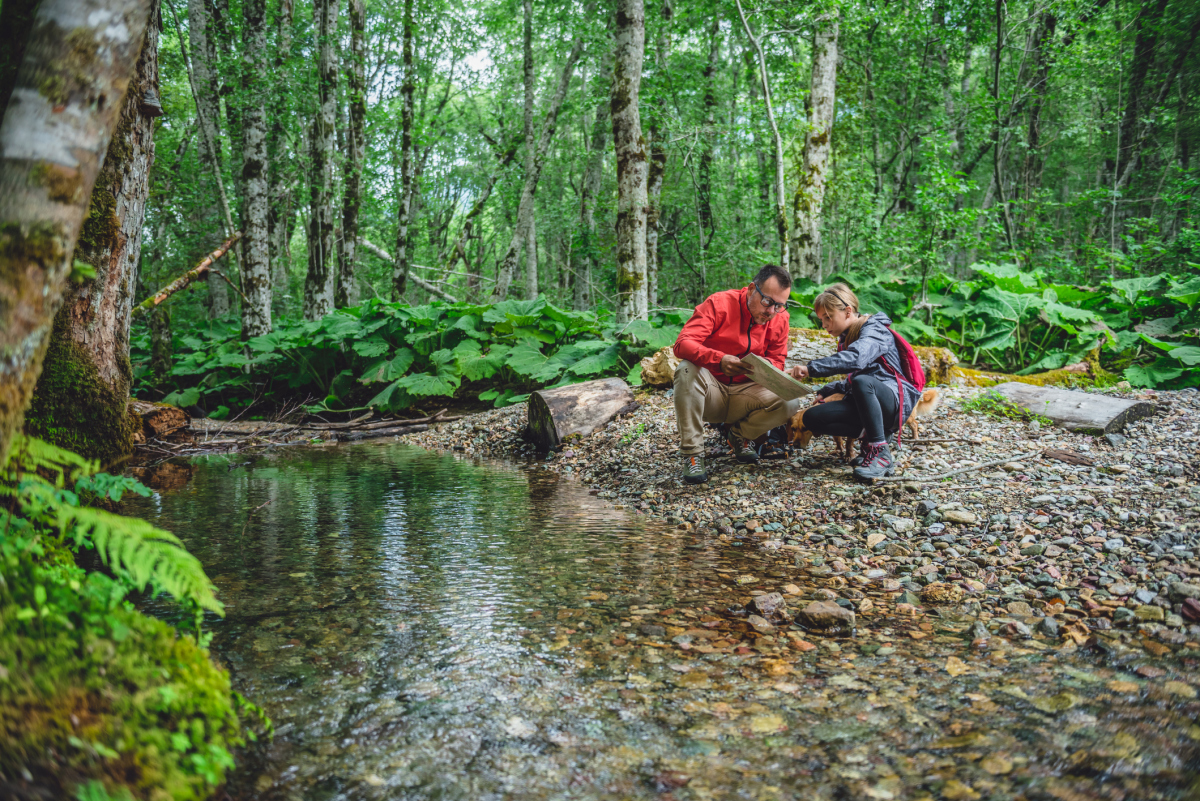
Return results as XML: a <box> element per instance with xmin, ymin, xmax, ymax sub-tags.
<box><xmin>127</xmin><ymin>444</ymin><xmax>1200</xmax><ymax>800</ymax></box>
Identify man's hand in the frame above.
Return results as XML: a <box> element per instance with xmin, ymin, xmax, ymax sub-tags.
<box><xmin>720</xmin><ymin>354</ymin><xmax>752</xmax><ymax>377</ymax></box>
<box><xmin>789</xmin><ymin>364</ymin><xmax>810</xmax><ymax>380</ymax></box>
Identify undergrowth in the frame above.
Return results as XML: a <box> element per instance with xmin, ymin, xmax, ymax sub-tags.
<box><xmin>961</xmin><ymin>392</ymin><xmax>1055</xmax><ymax>426</ymax></box>
<box><xmin>0</xmin><ymin>436</ymin><xmax>268</xmax><ymax>799</ymax></box>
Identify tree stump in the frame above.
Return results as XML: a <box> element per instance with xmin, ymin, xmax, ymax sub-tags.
<box><xmin>129</xmin><ymin>399</ymin><xmax>192</xmax><ymax>443</ymax></box>
<box><xmin>527</xmin><ymin>378</ymin><xmax>636</xmax><ymax>450</ymax></box>
<box><xmin>987</xmin><ymin>382</ymin><xmax>1155</xmax><ymax>434</ymax></box>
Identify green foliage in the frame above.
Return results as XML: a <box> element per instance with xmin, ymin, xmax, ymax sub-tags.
<box><xmin>0</xmin><ymin>438</ymin><xmax>264</xmax><ymax>798</ymax></box>
<box><xmin>813</xmin><ymin>264</ymin><xmax>1199</xmax><ymax>389</ymax></box>
<box><xmin>132</xmin><ymin>297</ymin><xmax>684</xmax><ymax>414</ymax></box>
<box><xmin>960</xmin><ymin>391</ymin><xmax>1053</xmax><ymax>426</ymax></box>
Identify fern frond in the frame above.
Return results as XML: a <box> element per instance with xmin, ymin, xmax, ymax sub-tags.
<box><xmin>5</xmin><ymin>434</ymin><xmax>97</xmax><ymax>486</ymax></box>
<box><xmin>62</xmin><ymin>506</ymin><xmax>223</xmax><ymax>615</ymax></box>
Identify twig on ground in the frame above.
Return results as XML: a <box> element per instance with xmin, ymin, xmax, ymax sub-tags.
<box><xmin>905</xmin><ymin>437</ymin><xmax>984</xmax><ymax>445</ymax></box>
<box><xmin>875</xmin><ymin>450</ymin><xmax>1042</xmax><ymax>483</ymax></box>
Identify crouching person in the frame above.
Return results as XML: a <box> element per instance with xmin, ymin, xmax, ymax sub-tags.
<box><xmin>671</xmin><ymin>265</ymin><xmax>800</xmax><ymax>484</ymax></box>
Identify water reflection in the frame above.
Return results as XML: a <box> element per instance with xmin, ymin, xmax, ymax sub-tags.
<box><xmin>126</xmin><ymin>444</ymin><xmax>1200</xmax><ymax>801</ymax></box>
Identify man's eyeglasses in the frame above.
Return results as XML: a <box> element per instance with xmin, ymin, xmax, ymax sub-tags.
<box><xmin>752</xmin><ymin>284</ymin><xmax>789</xmax><ymax>313</ymax></box>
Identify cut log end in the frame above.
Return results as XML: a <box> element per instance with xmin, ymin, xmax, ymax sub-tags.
<box><xmin>527</xmin><ymin>378</ymin><xmax>636</xmax><ymax>451</ymax></box>
<box><xmin>129</xmin><ymin>399</ymin><xmax>193</xmax><ymax>444</ymax></box>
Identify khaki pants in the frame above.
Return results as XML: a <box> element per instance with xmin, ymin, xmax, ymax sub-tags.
<box><xmin>673</xmin><ymin>360</ymin><xmax>799</xmax><ymax>456</ymax></box>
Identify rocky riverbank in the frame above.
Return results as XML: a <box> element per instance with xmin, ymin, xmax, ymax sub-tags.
<box><xmin>405</xmin><ymin>383</ymin><xmax>1200</xmax><ymax>666</ymax></box>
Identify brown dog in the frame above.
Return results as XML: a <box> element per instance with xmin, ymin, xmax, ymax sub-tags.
<box><xmin>786</xmin><ymin>389</ymin><xmax>941</xmax><ymax>461</ymax></box>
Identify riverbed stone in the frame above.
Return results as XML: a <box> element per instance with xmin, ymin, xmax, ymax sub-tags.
<box><xmin>795</xmin><ymin>601</ymin><xmax>855</xmax><ymax>630</ymax></box>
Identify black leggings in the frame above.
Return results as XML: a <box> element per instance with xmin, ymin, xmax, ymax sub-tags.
<box><xmin>802</xmin><ymin>373</ymin><xmax>899</xmax><ymax>444</ymax></box>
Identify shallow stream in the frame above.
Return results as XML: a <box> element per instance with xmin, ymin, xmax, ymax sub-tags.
<box><xmin>127</xmin><ymin>443</ymin><xmax>1199</xmax><ymax>800</ymax></box>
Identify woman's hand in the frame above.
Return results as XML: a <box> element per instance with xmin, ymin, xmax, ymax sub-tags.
<box><xmin>789</xmin><ymin>364</ymin><xmax>810</xmax><ymax>380</ymax></box>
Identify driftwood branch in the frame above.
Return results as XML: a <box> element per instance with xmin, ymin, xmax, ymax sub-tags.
<box><xmin>132</xmin><ymin>233</ymin><xmax>242</xmax><ymax>318</ymax></box>
<box><xmin>359</xmin><ymin>238</ymin><xmax>458</xmax><ymax>302</ymax></box>
<box><xmin>875</xmin><ymin>450</ymin><xmax>1042</xmax><ymax>483</ymax></box>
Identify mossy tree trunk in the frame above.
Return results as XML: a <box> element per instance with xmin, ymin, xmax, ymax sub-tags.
<box><xmin>304</xmin><ymin>0</ymin><xmax>339</xmax><ymax>318</ymax></box>
<box><xmin>239</xmin><ymin>0</ymin><xmax>271</xmax><ymax>338</ymax></box>
<box><xmin>790</xmin><ymin>12</ymin><xmax>839</xmax><ymax>281</ymax></box>
<box><xmin>24</xmin><ymin>2</ymin><xmax>160</xmax><ymax>464</ymax></box>
<box><xmin>0</xmin><ymin>0</ymin><xmax>152</xmax><ymax>465</ymax></box>
<box><xmin>336</xmin><ymin>0</ymin><xmax>366</xmax><ymax>309</ymax></box>
<box><xmin>611</xmin><ymin>0</ymin><xmax>649</xmax><ymax>323</ymax></box>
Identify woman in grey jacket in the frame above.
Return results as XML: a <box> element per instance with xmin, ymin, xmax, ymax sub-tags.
<box><xmin>789</xmin><ymin>284</ymin><xmax>920</xmax><ymax>482</ymax></box>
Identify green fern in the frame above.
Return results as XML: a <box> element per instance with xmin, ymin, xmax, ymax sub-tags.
<box><xmin>4</xmin><ymin>435</ymin><xmax>222</xmax><ymax>614</ymax></box>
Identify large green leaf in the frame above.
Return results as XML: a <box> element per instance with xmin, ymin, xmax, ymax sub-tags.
<box><xmin>506</xmin><ymin>340</ymin><xmax>550</xmax><ymax>377</ymax></box>
<box><xmin>366</xmin><ymin>380</ymin><xmax>413</xmax><ymax>411</ymax></box>
<box><xmin>447</xmin><ymin>313</ymin><xmax>489</xmax><ymax>339</ymax></box>
<box><xmin>455</xmin><ymin>341</ymin><xmax>511</xmax><ymax>381</ymax></box>
<box><xmin>352</xmin><ymin>334</ymin><xmax>391</xmax><ymax>358</ymax></box>
<box><xmin>624</xmin><ymin>319</ymin><xmax>681</xmax><ymax>350</ymax></box>
<box><xmin>857</xmin><ymin>285</ymin><xmax>907</xmax><ymax>315</ymax></box>
<box><xmin>568</xmin><ymin>343</ymin><xmax>622</xmax><ymax>376</ymax></box>
<box><xmin>975</xmin><ymin>287</ymin><xmax>1044</xmax><ymax>323</ymax></box>
<box><xmin>1167</xmin><ymin>345</ymin><xmax>1200</xmax><ymax>366</ymax></box>
<box><xmin>1106</xmin><ymin>274</ymin><xmax>1167</xmax><ymax>306</ymax></box>
<box><xmin>971</xmin><ymin>262</ymin><xmax>1039</xmax><ymax>293</ymax></box>
<box><xmin>483</xmin><ymin>298</ymin><xmax>546</xmax><ymax>327</ymax></box>
<box><xmin>1166</xmin><ymin>276</ymin><xmax>1200</xmax><ymax>307</ymax></box>
<box><xmin>1125</xmin><ymin>358</ymin><xmax>1184</xmax><ymax>388</ymax></box>
<box><xmin>358</xmin><ymin>348</ymin><xmax>415</xmax><ymax>384</ymax></box>
<box><xmin>395</xmin><ymin>349</ymin><xmax>462</xmax><ymax>397</ymax></box>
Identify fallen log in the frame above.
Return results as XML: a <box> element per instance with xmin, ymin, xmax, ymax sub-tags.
<box><xmin>342</xmin><ymin>424</ymin><xmax>430</xmax><ymax>440</ymax></box>
<box><xmin>526</xmin><ymin>378</ymin><xmax>636</xmax><ymax>451</ymax></box>
<box><xmin>131</xmin><ymin>233</ymin><xmax>242</xmax><ymax>318</ymax></box>
<box><xmin>129</xmin><ymin>400</ymin><xmax>193</xmax><ymax>444</ymax></box>
<box><xmin>987</xmin><ymin>382</ymin><xmax>1155</xmax><ymax>434</ymax></box>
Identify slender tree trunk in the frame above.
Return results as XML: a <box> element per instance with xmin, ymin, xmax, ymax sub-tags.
<box><xmin>304</xmin><ymin>0</ymin><xmax>339</xmax><ymax>319</ymax></box>
<box><xmin>791</xmin><ymin>12</ymin><xmax>839</xmax><ymax>279</ymax></box>
<box><xmin>521</xmin><ymin>0</ymin><xmax>539</xmax><ymax>299</ymax></box>
<box><xmin>612</xmin><ymin>0</ymin><xmax>649</xmax><ymax>323</ymax></box>
<box><xmin>645</xmin><ymin>0</ymin><xmax>672</xmax><ymax>309</ymax></box>
<box><xmin>267</xmin><ymin>0</ymin><xmax>295</xmax><ymax>315</ymax></box>
<box><xmin>697</xmin><ymin>15</ymin><xmax>719</xmax><ymax>246</ymax></box>
<box><xmin>577</xmin><ymin>82</ymin><xmax>611</xmax><ymax>311</ymax></box>
<box><xmin>491</xmin><ymin>33</ymin><xmax>588</xmax><ymax>300</ymax></box>
<box><xmin>991</xmin><ymin>1</ymin><xmax>1015</xmax><ymax>250</ymax></box>
<box><xmin>1021</xmin><ymin>12</ymin><xmax>1057</xmax><ymax>205</ymax></box>
<box><xmin>337</xmin><ymin>0</ymin><xmax>367</xmax><ymax>308</ymax></box>
<box><xmin>736</xmin><ymin>0</ymin><xmax>787</xmax><ymax>267</ymax></box>
<box><xmin>0</xmin><ymin>0</ymin><xmax>152</xmax><ymax>464</ymax></box>
<box><xmin>188</xmin><ymin>0</ymin><xmax>230</xmax><ymax>317</ymax></box>
<box><xmin>392</xmin><ymin>0</ymin><xmax>416</xmax><ymax>299</ymax></box>
<box><xmin>240</xmin><ymin>0</ymin><xmax>271</xmax><ymax>337</ymax></box>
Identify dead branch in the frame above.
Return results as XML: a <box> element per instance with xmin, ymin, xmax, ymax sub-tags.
<box><xmin>359</xmin><ymin>238</ymin><xmax>458</xmax><ymax>301</ymax></box>
<box><xmin>302</xmin><ymin>411</ymin><xmax>376</xmax><ymax>430</ymax></box>
<box><xmin>875</xmin><ymin>450</ymin><xmax>1042</xmax><ymax>483</ymax></box>
<box><xmin>132</xmin><ymin>232</ymin><xmax>242</xmax><ymax>318</ymax></box>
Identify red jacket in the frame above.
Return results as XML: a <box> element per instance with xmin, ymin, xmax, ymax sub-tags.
<box><xmin>673</xmin><ymin>286</ymin><xmax>790</xmax><ymax>384</ymax></box>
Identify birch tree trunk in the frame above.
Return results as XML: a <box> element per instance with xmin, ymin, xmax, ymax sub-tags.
<box><xmin>736</xmin><ymin>0</ymin><xmax>787</xmax><ymax>268</ymax></box>
<box><xmin>240</xmin><ymin>0</ymin><xmax>271</xmax><ymax>337</ymax></box>
<box><xmin>304</xmin><ymin>0</ymin><xmax>340</xmax><ymax>319</ymax></box>
<box><xmin>521</xmin><ymin>0</ymin><xmax>538</xmax><ymax>299</ymax></box>
<box><xmin>645</xmin><ymin>0</ymin><xmax>672</xmax><ymax>309</ymax></box>
<box><xmin>790</xmin><ymin>12</ymin><xmax>838</xmax><ymax>280</ymax></box>
<box><xmin>0</xmin><ymin>0</ymin><xmax>152</xmax><ymax>464</ymax></box>
<box><xmin>611</xmin><ymin>0</ymin><xmax>649</xmax><ymax>323</ymax></box>
<box><xmin>525</xmin><ymin>216</ymin><xmax>538</xmax><ymax>298</ymax></box>
<box><xmin>491</xmin><ymin>34</ymin><xmax>588</xmax><ymax>301</ymax></box>
<box><xmin>337</xmin><ymin>0</ymin><xmax>367</xmax><ymax>308</ymax></box>
<box><xmin>697</xmin><ymin>15</ymin><xmax>719</xmax><ymax>246</ymax></box>
<box><xmin>188</xmin><ymin>0</ymin><xmax>230</xmax><ymax>317</ymax></box>
<box><xmin>576</xmin><ymin>83</ymin><xmax>610</xmax><ymax>311</ymax></box>
<box><xmin>392</xmin><ymin>0</ymin><xmax>415</xmax><ymax>299</ymax></box>
<box><xmin>268</xmin><ymin>0</ymin><xmax>295</xmax><ymax>313</ymax></box>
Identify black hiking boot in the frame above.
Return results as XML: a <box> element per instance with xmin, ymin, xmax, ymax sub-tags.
<box><xmin>850</xmin><ymin>433</ymin><xmax>896</xmax><ymax>467</ymax></box>
<box><xmin>853</xmin><ymin>441</ymin><xmax>896</xmax><ymax>484</ymax></box>
<box><xmin>682</xmin><ymin>454</ymin><xmax>708</xmax><ymax>484</ymax></box>
<box><xmin>727</xmin><ymin>431</ymin><xmax>759</xmax><ymax>464</ymax></box>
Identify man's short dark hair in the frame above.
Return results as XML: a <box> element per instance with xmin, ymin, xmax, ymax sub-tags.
<box><xmin>753</xmin><ymin>264</ymin><xmax>792</xmax><ymax>291</ymax></box>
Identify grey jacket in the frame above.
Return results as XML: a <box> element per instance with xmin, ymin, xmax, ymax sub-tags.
<box><xmin>808</xmin><ymin>313</ymin><xmax>922</xmax><ymax>420</ymax></box>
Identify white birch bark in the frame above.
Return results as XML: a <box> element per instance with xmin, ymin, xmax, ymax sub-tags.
<box><xmin>576</xmin><ymin>84</ymin><xmax>610</xmax><ymax>311</ymax></box>
<box><xmin>303</xmin><ymin>0</ymin><xmax>339</xmax><ymax>319</ymax></box>
<box><xmin>392</xmin><ymin>0</ymin><xmax>415</xmax><ymax>299</ymax></box>
<box><xmin>267</xmin><ymin>0</ymin><xmax>295</xmax><ymax>311</ymax></box>
<box><xmin>0</xmin><ymin>0</ymin><xmax>151</xmax><ymax>463</ymax></box>
<box><xmin>337</xmin><ymin>0</ymin><xmax>366</xmax><ymax>308</ymax></box>
<box><xmin>240</xmin><ymin>0</ymin><xmax>271</xmax><ymax>336</ymax></box>
<box><xmin>790</xmin><ymin>12</ymin><xmax>839</xmax><ymax>280</ymax></box>
<box><xmin>612</xmin><ymin>0</ymin><xmax>649</xmax><ymax>323</ymax></box>
<box><xmin>521</xmin><ymin>0</ymin><xmax>538</xmax><ymax>299</ymax></box>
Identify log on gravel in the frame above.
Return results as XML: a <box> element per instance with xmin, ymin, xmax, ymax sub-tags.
<box><xmin>987</xmin><ymin>382</ymin><xmax>1155</xmax><ymax>434</ymax></box>
<box><xmin>129</xmin><ymin>400</ymin><xmax>193</xmax><ymax>443</ymax></box>
<box><xmin>342</xmin><ymin>424</ymin><xmax>429</xmax><ymax>441</ymax></box>
<box><xmin>526</xmin><ymin>378</ymin><xmax>636</xmax><ymax>451</ymax></box>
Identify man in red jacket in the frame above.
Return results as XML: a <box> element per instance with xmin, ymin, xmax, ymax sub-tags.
<box><xmin>672</xmin><ymin>264</ymin><xmax>796</xmax><ymax>484</ymax></box>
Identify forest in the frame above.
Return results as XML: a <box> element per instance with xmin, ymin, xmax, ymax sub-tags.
<box><xmin>1</xmin><ymin>0</ymin><xmax>1199</xmax><ymax>796</ymax></box>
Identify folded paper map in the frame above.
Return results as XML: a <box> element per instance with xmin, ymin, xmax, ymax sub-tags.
<box><xmin>742</xmin><ymin>353</ymin><xmax>815</xmax><ymax>401</ymax></box>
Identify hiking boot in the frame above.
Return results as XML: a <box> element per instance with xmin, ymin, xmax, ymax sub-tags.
<box><xmin>727</xmin><ymin>431</ymin><xmax>760</xmax><ymax>464</ymax></box>
<box><xmin>853</xmin><ymin>441</ymin><xmax>896</xmax><ymax>483</ymax></box>
<box><xmin>850</xmin><ymin>433</ymin><xmax>896</xmax><ymax>467</ymax></box>
<box><xmin>682</xmin><ymin>454</ymin><xmax>708</xmax><ymax>484</ymax></box>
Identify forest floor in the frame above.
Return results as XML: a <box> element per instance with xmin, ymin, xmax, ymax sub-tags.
<box><xmin>403</xmin><ymin>379</ymin><xmax>1200</xmax><ymax>673</ymax></box>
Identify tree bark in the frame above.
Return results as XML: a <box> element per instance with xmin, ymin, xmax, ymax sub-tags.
<box><xmin>304</xmin><ymin>0</ymin><xmax>340</xmax><ymax>319</ymax></box>
<box><xmin>525</xmin><ymin>215</ymin><xmax>539</xmax><ymax>298</ymax></box>
<box><xmin>521</xmin><ymin>0</ymin><xmax>538</xmax><ymax>299</ymax></box>
<box><xmin>337</xmin><ymin>0</ymin><xmax>367</xmax><ymax>308</ymax></box>
<box><xmin>1021</xmin><ymin>12</ymin><xmax>1057</xmax><ymax>204</ymax></box>
<box><xmin>577</xmin><ymin>76</ymin><xmax>611</xmax><ymax>311</ymax></box>
<box><xmin>239</xmin><ymin>0</ymin><xmax>271</xmax><ymax>337</ymax></box>
<box><xmin>527</xmin><ymin>378</ymin><xmax>635</xmax><ymax>450</ymax></box>
<box><xmin>0</xmin><ymin>0</ymin><xmax>152</xmax><ymax>465</ymax></box>
<box><xmin>611</xmin><ymin>0</ymin><xmax>649</xmax><ymax>323</ymax></box>
<box><xmin>188</xmin><ymin>0</ymin><xmax>230</xmax><ymax>317</ymax></box>
<box><xmin>736</xmin><ymin>0</ymin><xmax>787</xmax><ymax>268</ymax></box>
<box><xmin>267</xmin><ymin>0</ymin><xmax>295</xmax><ymax>314</ymax></box>
<box><xmin>645</xmin><ymin>0</ymin><xmax>672</xmax><ymax>309</ymax></box>
<box><xmin>392</xmin><ymin>0</ymin><xmax>416</xmax><ymax>299</ymax></box>
<box><xmin>790</xmin><ymin>12</ymin><xmax>838</xmax><ymax>280</ymax></box>
<box><xmin>697</xmin><ymin>14</ymin><xmax>720</xmax><ymax>247</ymax></box>
<box><xmin>491</xmin><ymin>33</ymin><xmax>588</xmax><ymax>301</ymax></box>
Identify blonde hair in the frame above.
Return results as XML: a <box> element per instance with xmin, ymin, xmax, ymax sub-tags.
<box><xmin>814</xmin><ymin>284</ymin><xmax>865</xmax><ymax>348</ymax></box>
<box><xmin>813</xmin><ymin>283</ymin><xmax>859</xmax><ymax>317</ymax></box>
